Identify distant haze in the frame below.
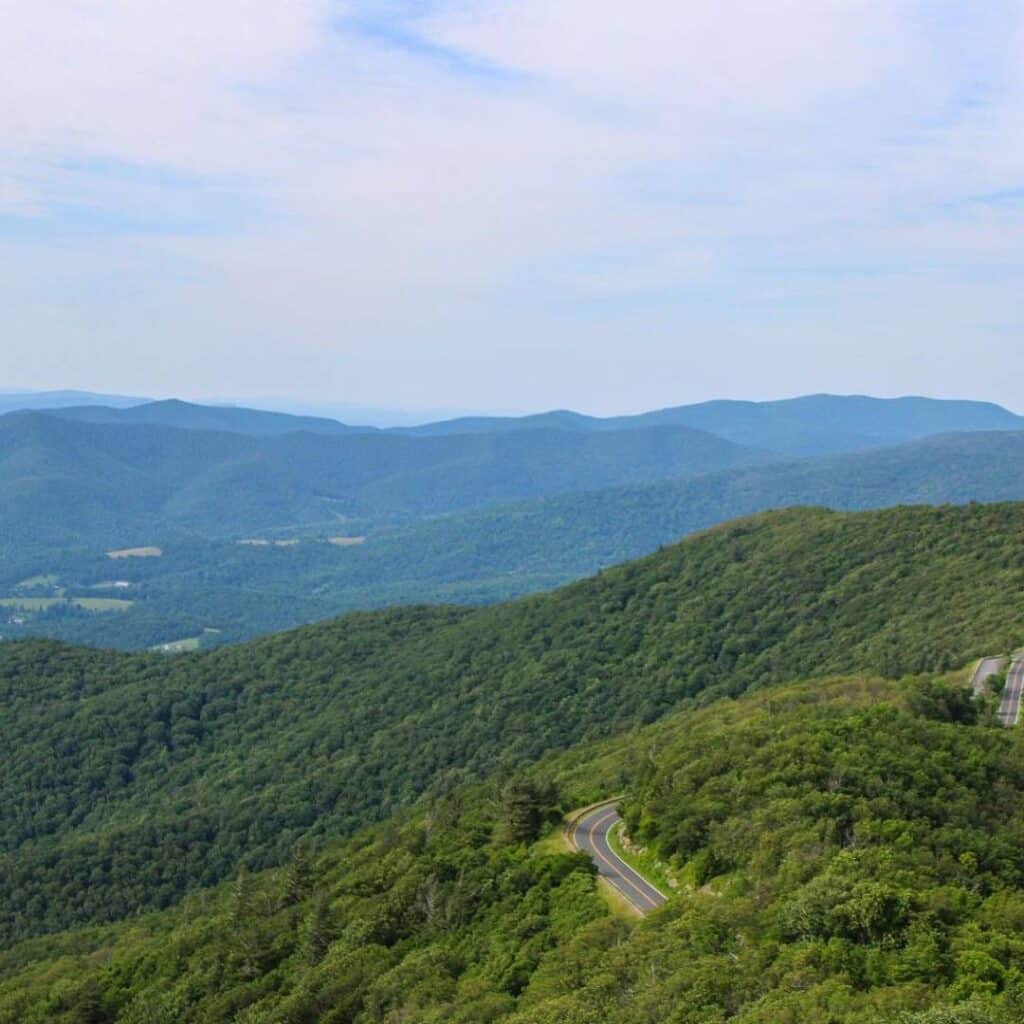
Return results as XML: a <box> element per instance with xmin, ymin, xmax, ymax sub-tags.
<box><xmin>203</xmin><ymin>398</ymin><xmax>526</xmax><ymax>429</ymax></box>
<box><xmin>2</xmin><ymin>3</ymin><xmax>1022</xmax><ymax>413</ymax></box>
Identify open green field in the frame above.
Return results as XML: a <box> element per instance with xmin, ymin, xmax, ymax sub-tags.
<box><xmin>151</xmin><ymin>635</ymin><xmax>202</xmax><ymax>653</ymax></box>
<box><xmin>0</xmin><ymin>598</ymin><xmax>62</xmax><ymax>612</ymax></box>
<box><xmin>107</xmin><ymin>546</ymin><xmax>162</xmax><ymax>558</ymax></box>
<box><xmin>74</xmin><ymin>598</ymin><xmax>135</xmax><ymax>612</ymax></box>
<box><xmin>0</xmin><ymin>597</ymin><xmax>134</xmax><ymax>613</ymax></box>
<box><xmin>151</xmin><ymin>628</ymin><xmax>221</xmax><ymax>653</ymax></box>
<box><xmin>14</xmin><ymin>574</ymin><xmax>58</xmax><ymax>589</ymax></box>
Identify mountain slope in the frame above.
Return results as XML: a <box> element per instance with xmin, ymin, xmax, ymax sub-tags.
<box><xmin>47</xmin><ymin>399</ymin><xmax>368</xmax><ymax>437</ymax></box>
<box><xmin>0</xmin><ymin>389</ymin><xmax>149</xmax><ymax>415</ymax></box>
<box><xmin>398</xmin><ymin>394</ymin><xmax>1023</xmax><ymax>456</ymax></box>
<box><xmin>2</xmin><ymin>675</ymin><xmax>1023</xmax><ymax>1023</ymax></box>
<box><xmin>376</xmin><ymin>427</ymin><xmax>1024</xmax><ymax>579</ymax></box>
<box><xmin>3</xmin><ymin>503</ymin><xmax>1024</xmax><ymax>943</ymax></box>
<box><xmin>5</xmin><ymin>427</ymin><xmax>1024</xmax><ymax>652</ymax></box>
<box><xmin>0</xmin><ymin>412</ymin><xmax>767</xmax><ymax>551</ymax></box>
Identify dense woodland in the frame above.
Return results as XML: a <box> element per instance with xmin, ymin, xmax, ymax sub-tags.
<box><xmin>0</xmin><ymin>411</ymin><xmax>764</xmax><ymax>551</ymax></box>
<box><xmin>5</xmin><ymin>429</ymin><xmax>1024</xmax><ymax>651</ymax></box>
<box><xmin>3</xmin><ymin>504</ymin><xmax>1024</xmax><ymax>948</ymax></box>
<box><xmin>1</xmin><ymin>677</ymin><xmax>1022</xmax><ymax>1022</ymax></box>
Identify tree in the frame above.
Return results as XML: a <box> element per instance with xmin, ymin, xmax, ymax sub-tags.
<box><xmin>303</xmin><ymin>894</ymin><xmax>335</xmax><ymax>965</ymax></box>
<box><xmin>282</xmin><ymin>842</ymin><xmax>312</xmax><ymax>908</ymax></box>
<box><xmin>230</xmin><ymin>868</ymin><xmax>262</xmax><ymax>978</ymax></box>
<box><xmin>500</xmin><ymin>776</ymin><xmax>557</xmax><ymax>844</ymax></box>
<box><xmin>70</xmin><ymin>979</ymin><xmax>108</xmax><ymax>1024</ymax></box>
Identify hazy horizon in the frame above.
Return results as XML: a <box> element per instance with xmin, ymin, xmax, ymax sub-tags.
<box><xmin>2</xmin><ymin>385</ymin><xmax>1024</xmax><ymax>426</ymax></box>
<box><xmin>3</xmin><ymin>3</ymin><xmax>1023</xmax><ymax>413</ymax></box>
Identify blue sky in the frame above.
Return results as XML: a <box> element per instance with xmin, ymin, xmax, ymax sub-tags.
<box><xmin>1</xmin><ymin>1</ymin><xmax>1022</xmax><ymax>414</ymax></box>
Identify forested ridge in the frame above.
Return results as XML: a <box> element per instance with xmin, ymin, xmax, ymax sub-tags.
<box><xmin>0</xmin><ymin>411</ymin><xmax>763</xmax><ymax>550</ymax></box>
<box><xmin>5</xmin><ymin>429</ymin><xmax>1024</xmax><ymax>652</ymax></box>
<box><xmin>3</xmin><ymin>503</ymin><xmax>1024</xmax><ymax>947</ymax></box>
<box><xmin>2</xmin><ymin>676</ymin><xmax>1023</xmax><ymax>1023</ymax></box>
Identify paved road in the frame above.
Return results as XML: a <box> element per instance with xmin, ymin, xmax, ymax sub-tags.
<box><xmin>569</xmin><ymin>803</ymin><xmax>667</xmax><ymax>914</ymax></box>
<box><xmin>998</xmin><ymin>656</ymin><xmax>1024</xmax><ymax>726</ymax></box>
<box><xmin>972</xmin><ymin>656</ymin><xmax>1008</xmax><ymax>697</ymax></box>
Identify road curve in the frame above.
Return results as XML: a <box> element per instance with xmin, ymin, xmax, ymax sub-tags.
<box><xmin>569</xmin><ymin>803</ymin><xmax>667</xmax><ymax>914</ymax></box>
<box><xmin>972</xmin><ymin>656</ymin><xmax>1008</xmax><ymax>697</ymax></box>
<box><xmin>998</xmin><ymin>656</ymin><xmax>1024</xmax><ymax>726</ymax></box>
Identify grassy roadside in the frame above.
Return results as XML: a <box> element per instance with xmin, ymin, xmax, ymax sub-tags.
<box><xmin>596</xmin><ymin>876</ymin><xmax>643</xmax><ymax>919</ymax></box>
<box><xmin>550</xmin><ymin>799</ymin><xmax>641</xmax><ymax>920</ymax></box>
<box><xmin>605</xmin><ymin>819</ymin><xmax>675</xmax><ymax>899</ymax></box>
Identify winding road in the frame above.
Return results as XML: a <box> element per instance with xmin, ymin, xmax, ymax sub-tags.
<box><xmin>998</xmin><ymin>656</ymin><xmax>1024</xmax><ymax>726</ymax></box>
<box><xmin>971</xmin><ymin>656</ymin><xmax>1007</xmax><ymax>697</ymax></box>
<box><xmin>569</xmin><ymin>803</ymin><xmax>667</xmax><ymax>914</ymax></box>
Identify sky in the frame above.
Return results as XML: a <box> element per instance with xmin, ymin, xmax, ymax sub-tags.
<box><xmin>1</xmin><ymin>1</ymin><xmax>1023</xmax><ymax>416</ymax></box>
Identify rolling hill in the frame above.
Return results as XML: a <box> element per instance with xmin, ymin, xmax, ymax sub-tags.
<box><xmin>0</xmin><ymin>411</ymin><xmax>766</xmax><ymax>551</ymax></box>
<box><xmin>0</xmin><ymin>389</ymin><xmax>149</xmax><ymax>415</ymax></box>
<box><xmin>3</xmin><ymin>503</ymin><xmax>1024</xmax><ymax>945</ymax></box>
<box><xmin>5</xmin><ymin>426</ymin><xmax>1024</xmax><ymax>651</ymax></box>
<box><xmin>395</xmin><ymin>393</ymin><xmax>1024</xmax><ymax>456</ymax></box>
<box><xmin>2</xmin><ymin>504</ymin><xmax>1024</xmax><ymax>1022</ymax></box>
<box><xmin>4</xmin><ymin>676</ymin><xmax>1024</xmax><ymax>1024</ymax></box>
<box><xmin>4</xmin><ymin>676</ymin><xmax>1022</xmax><ymax>1023</ymax></box>
<box><xmin>376</xmin><ymin>426</ymin><xmax>1024</xmax><ymax>581</ymax></box>
<box><xmin>15</xmin><ymin>392</ymin><xmax>1024</xmax><ymax>456</ymax></box>
<box><xmin>47</xmin><ymin>399</ymin><xmax>366</xmax><ymax>437</ymax></box>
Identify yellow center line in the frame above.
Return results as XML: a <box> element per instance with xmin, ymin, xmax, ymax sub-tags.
<box><xmin>597</xmin><ymin>814</ymin><xmax>670</xmax><ymax>902</ymax></box>
<box><xmin>582</xmin><ymin>810</ymin><xmax>658</xmax><ymax>911</ymax></box>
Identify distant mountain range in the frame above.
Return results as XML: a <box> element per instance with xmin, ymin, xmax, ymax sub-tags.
<box><xmin>389</xmin><ymin>427</ymin><xmax>1024</xmax><ymax>580</ymax></box>
<box><xmin>45</xmin><ymin>398</ymin><xmax>363</xmax><ymax>437</ymax></box>
<box><xmin>6</xmin><ymin>390</ymin><xmax>1022</xmax><ymax>455</ymax></box>
<box><xmin>391</xmin><ymin>393</ymin><xmax>1024</xmax><ymax>455</ymax></box>
<box><xmin>2</xmin><ymin>390</ymin><xmax>1024</xmax><ymax>650</ymax></box>
<box><xmin>0</xmin><ymin>410</ymin><xmax>766</xmax><ymax>548</ymax></box>
<box><xmin>0</xmin><ymin>389</ymin><xmax>149</xmax><ymax>415</ymax></box>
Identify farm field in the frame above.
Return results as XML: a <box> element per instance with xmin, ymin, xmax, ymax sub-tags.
<box><xmin>0</xmin><ymin>597</ymin><xmax>133</xmax><ymax>612</ymax></box>
<box><xmin>14</xmin><ymin>574</ymin><xmax>58</xmax><ymax>589</ymax></box>
<box><xmin>151</xmin><ymin>635</ymin><xmax>202</xmax><ymax>652</ymax></box>
<box><xmin>107</xmin><ymin>546</ymin><xmax>162</xmax><ymax>558</ymax></box>
<box><xmin>74</xmin><ymin>597</ymin><xmax>135</xmax><ymax>612</ymax></box>
<box><xmin>151</xmin><ymin>627</ymin><xmax>222</xmax><ymax>653</ymax></box>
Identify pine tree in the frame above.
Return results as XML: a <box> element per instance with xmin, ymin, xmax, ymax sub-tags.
<box><xmin>230</xmin><ymin>868</ymin><xmax>261</xmax><ymax>978</ymax></box>
<box><xmin>303</xmin><ymin>893</ymin><xmax>334</xmax><ymax>965</ymax></box>
<box><xmin>231</xmin><ymin>867</ymin><xmax>254</xmax><ymax>930</ymax></box>
<box><xmin>71</xmin><ymin>979</ymin><xmax>107</xmax><ymax>1024</ymax></box>
<box><xmin>281</xmin><ymin>842</ymin><xmax>312</xmax><ymax>908</ymax></box>
<box><xmin>500</xmin><ymin>776</ymin><xmax>556</xmax><ymax>844</ymax></box>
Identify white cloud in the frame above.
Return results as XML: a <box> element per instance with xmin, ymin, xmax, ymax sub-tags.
<box><xmin>1</xmin><ymin>1</ymin><xmax>1023</xmax><ymax>411</ymax></box>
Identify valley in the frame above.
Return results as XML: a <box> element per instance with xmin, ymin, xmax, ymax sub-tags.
<box><xmin>4</xmin><ymin>396</ymin><xmax>1024</xmax><ymax>652</ymax></box>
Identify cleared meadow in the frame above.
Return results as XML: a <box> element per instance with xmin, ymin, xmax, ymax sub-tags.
<box><xmin>0</xmin><ymin>597</ymin><xmax>134</xmax><ymax>613</ymax></box>
<box><xmin>107</xmin><ymin>547</ymin><xmax>162</xmax><ymax>559</ymax></box>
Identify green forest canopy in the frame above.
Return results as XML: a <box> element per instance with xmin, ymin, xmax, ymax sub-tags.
<box><xmin>2</xmin><ymin>675</ymin><xmax>1022</xmax><ymax>1023</ymax></box>
<box><xmin>3</xmin><ymin>503</ymin><xmax>1024</xmax><ymax>945</ymax></box>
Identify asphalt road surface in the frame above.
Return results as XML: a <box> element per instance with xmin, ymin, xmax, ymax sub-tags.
<box><xmin>998</xmin><ymin>656</ymin><xmax>1024</xmax><ymax>726</ymax></box>
<box><xmin>570</xmin><ymin>803</ymin><xmax>667</xmax><ymax>914</ymax></box>
<box><xmin>972</xmin><ymin>656</ymin><xmax>1008</xmax><ymax>697</ymax></box>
